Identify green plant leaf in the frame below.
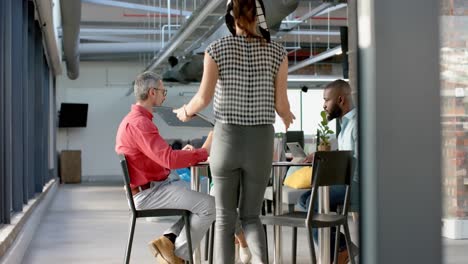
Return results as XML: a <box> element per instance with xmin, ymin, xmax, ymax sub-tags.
<box><xmin>317</xmin><ymin>110</ymin><xmax>334</xmax><ymax>144</ymax></box>
<box><xmin>321</xmin><ymin>111</ymin><xmax>327</xmax><ymax>119</ymax></box>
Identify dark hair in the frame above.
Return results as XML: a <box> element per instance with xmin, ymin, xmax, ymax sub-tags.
<box><xmin>232</xmin><ymin>0</ymin><xmax>262</xmax><ymax>41</ymax></box>
<box><xmin>171</xmin><ymin>140</ymin><xmax>183</xmax><ymax>150</ymax></box>
<box><xmin>325</xmin><ymin>79</ymin><xmax>351</xmax><ymax>94</ymax></box>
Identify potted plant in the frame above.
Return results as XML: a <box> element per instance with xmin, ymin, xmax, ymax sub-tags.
<box><xmin>317</xmin><ymin>110</ymin><xmax>334</xmax><ymax>151</ymax></box>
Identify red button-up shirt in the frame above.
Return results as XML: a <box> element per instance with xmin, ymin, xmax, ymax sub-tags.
<box><xmin>115</xmin><ymin>105</ymin><xmax>208</xmax><ymax>188</ymax></box>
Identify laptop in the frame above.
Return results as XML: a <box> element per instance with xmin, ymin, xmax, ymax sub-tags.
<box><xmin>286</xmin><ymin>142</ymin><xmax>307</xmax><ymax>163</ymax></box>
<box><xmin>152</xmin><ymin>106</ymin><xmax>214</xmax><ymax>127</ymax></box>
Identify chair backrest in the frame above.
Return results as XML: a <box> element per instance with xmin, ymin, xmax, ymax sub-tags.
<box><xmin>306</xmin><ymin>151</ymin><xmax>353</xmax><ymax>221</ymax></box>
<box><xmin>311</xmin><ymin>151</ymin><xmax>353</xmax><ymax>187</ymax></box>
<box><xmin>118</xmin><ymin>154</ymin><xmax>137</xmax><ymax>214</ymax></box>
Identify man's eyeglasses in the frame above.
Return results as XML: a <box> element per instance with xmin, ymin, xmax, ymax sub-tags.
<box><xmin>151</xmin><ymin>87</ymin><xmax>167</xmax><ymax>96</ymax></box>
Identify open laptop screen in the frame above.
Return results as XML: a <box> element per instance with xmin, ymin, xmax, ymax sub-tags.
<box><xmin>286</xmin><ymin>142</ymin><xmax>307</xmax><ymax>163</ymax></box>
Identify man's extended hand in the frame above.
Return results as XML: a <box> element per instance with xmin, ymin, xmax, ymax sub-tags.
<box><xmin>302</xmin><ymin>153</ymin><xmax>314</xmax><ymax>163</ymax></box>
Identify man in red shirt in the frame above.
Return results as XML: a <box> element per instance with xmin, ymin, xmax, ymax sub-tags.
<box><xmin>116</xmin><ymin>71</ymin><xmax>215</xmax><ymax>264</ymax></box>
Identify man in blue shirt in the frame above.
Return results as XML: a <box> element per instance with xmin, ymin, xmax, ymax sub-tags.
<box><xmin>300</xmin><ymin>79</ymin><xmax>358</xmax><ymax>264</ymax></box>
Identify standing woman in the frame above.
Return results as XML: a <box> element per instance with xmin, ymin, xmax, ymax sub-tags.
<box><xmin>174</xmin><ymin>0</ymin><xmax>294</xmax><ymax>262</ymax></box>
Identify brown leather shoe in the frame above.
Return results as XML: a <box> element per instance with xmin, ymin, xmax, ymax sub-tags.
<box><xmin>148</xmin><ymin>236</ymin><xmax>184</xmax><ymax>264</ymax></box>
<box><xmin>337</xmin><ymin>248</ymin><xmax>350</xmax><ymax>264</ymax></box>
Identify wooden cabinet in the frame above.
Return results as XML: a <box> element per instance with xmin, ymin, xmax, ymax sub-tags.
<box><xmin>60</xmin><ymin>150</ymin><xmax>81</xmax><ymax>183</ymax></box>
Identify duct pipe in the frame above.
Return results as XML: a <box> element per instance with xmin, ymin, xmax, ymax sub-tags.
<box><xmin>33</xmin><ymin>0</ymin><xmax>62</xmax><ymax>76</ymax></box>
<box><xmin>80</xmin><ymin>42</ymin><xmax>162</xmax><ymax>54</ymax></box>
<box><xmin>82</xmin><ymin>0</ymin><xmax>191</xmax><ymax>16</ymax></box>
<box><xmin>60</xmin><ymin>0</ymin><xmax>81</xmax><ymax>80</ymax></box>
<box><xmin>144</xmin><ymin>0</ymin><xmax>224</xmax><ymax>72</ymax></box>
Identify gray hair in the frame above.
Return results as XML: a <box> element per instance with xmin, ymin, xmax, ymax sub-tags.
<box><xmin>133</xmin><ymin>71</ymin><xmax>162</xmax><ymax>101</ymax></box>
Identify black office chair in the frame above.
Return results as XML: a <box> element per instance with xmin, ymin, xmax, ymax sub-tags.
<box><xmin>261</xmin><ymin>151</ymin><xmax>355</xmax><ymax>264</ymax></box>
<box><xmin>118</xmin><ymin>154</ymin><xmax>194</xmax><ymax>264</ymax></box>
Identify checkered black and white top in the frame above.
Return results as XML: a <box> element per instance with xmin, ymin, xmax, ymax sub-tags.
<box><xmin>206</xmin><ymin>35</ymin><xmax>286</xmax><ymax>126</ymax></box>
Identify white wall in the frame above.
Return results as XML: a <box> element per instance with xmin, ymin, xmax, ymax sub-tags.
<box><xmin>56</xmin><ymin>61</ymin><xmax>211</xmax><ymax>181</ymax></box>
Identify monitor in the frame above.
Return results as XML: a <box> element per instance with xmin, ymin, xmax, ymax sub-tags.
<box><xmin>58</xmin><ymin>103</ymin><xmax>88</xmax><ymax>128</ymax></box>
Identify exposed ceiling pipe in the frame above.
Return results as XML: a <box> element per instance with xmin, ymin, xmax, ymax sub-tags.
<box><xmin>80</xmin><ymin>42</ymin><xmax>162</xmax><ymax>54</ymax></box>
<box><xmin>144</xmin><ymin>0</ymin><xmax>224</xmax><ymax>72</ymax></box>
<box><xmin>315</xmin><ymin>3</ymin><xmax>347</xmax><ymax>17</ymax></box>
<box><xmin>80</xmin><ymin>35</ymin><xmax>149</xmax><ymax>43</ymax></box>
<box><xmin>82</xmin><ymin>0</ymin><xmax>191</xmax><ymax>16</ymax></box>
<box><xmin>287</xmin><ymin>29</ymin><xmax>340</xmax><ymax>36</ymax></box>
<box><xmin>61</xmin><ymin>0</ymin><xmax>81</xmax><ymax>80</ymax></box>
<box><xmin>311</xmin><ymin>17</ymin><xmax>347</xmax><ymax>21</ymax></box>
<box><xmin>78</xmin><ymin>28</ymin><xmax>178</xmax><ymax>35</ymax></box>
<box><xmin>160</xmin><ymin>0</ymin><xmax>338</xmax><ymax>87</ymax></box>
<box><xmin>288</xmin><ymin>45</ymin><xmax>342</xmax><ymax>73</ymax></box>
<box><xmin>188</xmin><ymin>0</ymin><xmax>301</xmax><ymax>55</ymax></box>
<box><xmin>33</xmin><ymin>0</ymin><xmax>62</xmax><ymax>76</ymax></box>
<box><xmin>122</xmin><ymin>13</ymin><xmax>182</xmax><ymax>18</ymax></box>
<box><xmin>287</xmin><ymin>75</ymin><xmax>345</xmax><ymax>83</ymax></box>
<box><xmin>277</xmin><ymin>2</ymin><xmax>347</xmax><ymax>36</ymax></box>
<box><xmin>167</xmin><ymin>0</ymin><xmax>301</xmax><ymax>62</ymax></box>
<box><xmin>184</xmin><ymin>17</ymin><xmax>225</xmax><ymax>54</ymax></box>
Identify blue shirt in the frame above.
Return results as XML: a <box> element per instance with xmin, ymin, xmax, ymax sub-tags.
<box><xmin>338</xmin><ymin>108</ymin><xmax>357</xmax><ymax>158</ymax></box>
<box><xmin>338</xmin><ymin>108</ymin><xmax>359</xmax><ymax>210</ymax></box>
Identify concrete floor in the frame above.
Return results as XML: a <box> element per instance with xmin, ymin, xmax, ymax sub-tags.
<box><xmin>22</xmin><ymin>182</ymin><xmax>468</xmax><ymax>264</ymax></box>
<box><xmin>22</xmin><ymin>182</ymin><xmax>313</xmax><ymax>264</ymax></box>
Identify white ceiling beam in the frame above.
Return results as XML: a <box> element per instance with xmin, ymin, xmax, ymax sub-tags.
<box><xmin>82</xmin><ymin>0</ymin><xmax>192</xmax><ymax>16</ymax></box>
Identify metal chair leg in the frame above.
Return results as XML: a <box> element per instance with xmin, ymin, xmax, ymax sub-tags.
<box><xmin>307</xmin><ymin>227</ymin><xmax>317</xmax><ymax>264</ymax></box>
<box><xmin>184</xmin><ymin>213</ymin><xmax>194</xmax><ymax>264</ymax></box>
<box><xmin>204</xmin><ymin>229</ymin><xmax>209</xmax><ymax>261</ymax></box>
<box><xmin>343</xmin><ymin>223</ymin><xmax>356</xmax><ymax>264</ymax></box>
<box><xmin>334</xmin><ymin>225</ymin><xmax>341</xmax><ymax>264</ymax></box>
<box><xmin>207</xmin><ymin>222</ymin><xmax>215</xmax><ymax>264</ymax></box>
<box><xmin>292</xmin><ymin>227</ymin><xmax>297</xmax><ymax>264</ymax></box>
<box><xmin>264</xmin><ymin>224</ymin><xmax>269</xmax><ymax>264</ymax></box>
<box><xmin>125</xmin><ymin>215</ymin><xmax>136</xmax><ymax>264</ymax></box>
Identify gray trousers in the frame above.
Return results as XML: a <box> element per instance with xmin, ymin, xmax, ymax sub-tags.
<box><xmin>210</xmin><ymin>123</ymin><xmax>274</xmax><ymax>264</ymax></box>
<box><xmin>133</xmin><ymin>177</ymin><xmax>215</xmax><ymax>260</ymax></box>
